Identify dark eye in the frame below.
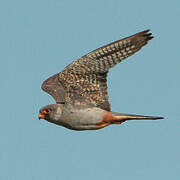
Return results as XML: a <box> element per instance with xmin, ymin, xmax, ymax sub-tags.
<box><xmin>43</xmin><ymin>109</ymin><xmax>51</xmax><ymax>114</ymax></box>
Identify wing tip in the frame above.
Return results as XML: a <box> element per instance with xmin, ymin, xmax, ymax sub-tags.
<box><xmin>137</xmin><ymin>29</ymin><xmax>154</xmax><ymax>41</ymax></box>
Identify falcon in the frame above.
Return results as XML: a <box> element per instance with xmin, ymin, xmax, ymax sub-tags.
<box><xmin>39</xmin><ymin>30</ymin><xmax>163</xmax><ymax>130</ymax></box>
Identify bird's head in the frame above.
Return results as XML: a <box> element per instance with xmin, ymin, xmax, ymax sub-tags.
<box><xmin>38</xmin><ymin>104</ymin><xmax>63</xmax><ymax>122</ymax></box>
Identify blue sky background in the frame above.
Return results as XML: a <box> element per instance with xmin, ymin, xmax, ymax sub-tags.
<box><xmin>1</xmin><ymin>0</ymin><xmax>179</xmax><ymax>179</ymax></box>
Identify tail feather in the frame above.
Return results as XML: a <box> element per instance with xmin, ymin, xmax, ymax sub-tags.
<box><xmin>111</xmin><ymin>112</ymin><xmax>164</xmax><ymax>122</ymax></box>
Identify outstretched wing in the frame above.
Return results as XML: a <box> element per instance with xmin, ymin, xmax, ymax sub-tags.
<box><xmin>58</xmin><ymin>30</ymin><xmax>153</xmax><ymax>111</ymax></box>
<box><xmin>41</xmin><ymin>30</ymin><xmax>153</xmax><ymax>110</ymax></box>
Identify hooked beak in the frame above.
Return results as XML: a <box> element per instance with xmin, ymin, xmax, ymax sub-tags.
<box><xmin>38</xmin><ymin>113</ymin><xmax>45</xmax><ymax>120</ymax></box>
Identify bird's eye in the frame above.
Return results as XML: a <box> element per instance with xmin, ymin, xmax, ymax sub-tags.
<box><xmin>43</xmin><ymin>109</ymin><xmax>51</xmax><ymax>114</ymax></box>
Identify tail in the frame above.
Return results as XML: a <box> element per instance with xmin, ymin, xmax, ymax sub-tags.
<box><xmin>110</xmin><ymin>112</ymin><xmax>164</xmax><ymax>124</ymax></box>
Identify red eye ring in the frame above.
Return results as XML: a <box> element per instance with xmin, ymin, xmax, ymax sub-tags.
<box><xmin>43</xmin><ymin>109</ymin><xmax>51</xmax><ymax>114</ymax></box>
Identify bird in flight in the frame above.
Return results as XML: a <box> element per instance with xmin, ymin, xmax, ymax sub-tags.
<box><xmin>39</xmin><ymin>30</ymin><xmax>163</xmax><ymax>130</ymax></box>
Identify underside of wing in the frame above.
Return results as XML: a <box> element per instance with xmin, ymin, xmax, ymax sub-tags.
<box><xmin>41</xmin><ymin>74</ymin><xmax>65</xmax><ymax>103</ymax></box>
